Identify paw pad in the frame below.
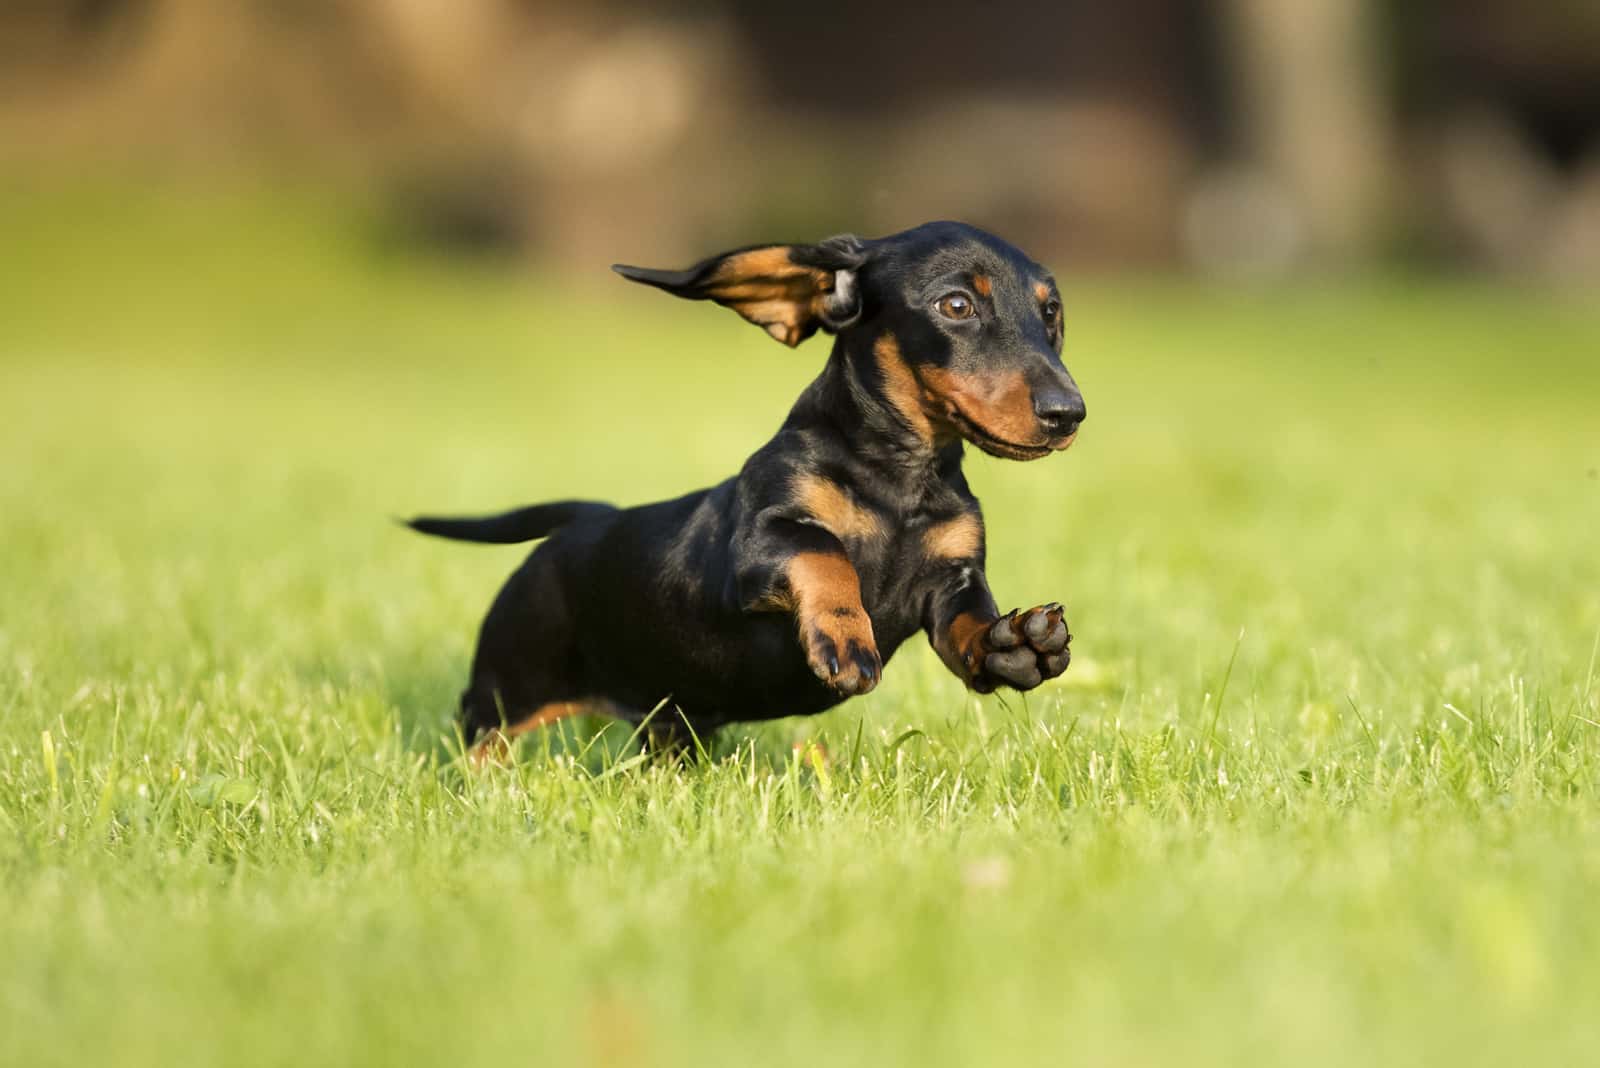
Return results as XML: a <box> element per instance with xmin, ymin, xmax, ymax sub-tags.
<box><xmin>977</xmin><ymin>603</ymin><xmax>1071</xmax><ymax>692</ymax></box>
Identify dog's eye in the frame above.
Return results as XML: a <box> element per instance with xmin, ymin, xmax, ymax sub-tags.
<box><xmin>936</xmin><ymin>293</ymin><xmax>976</xmax><ymax>321</ymax></box>
<box><xmin>1042</xmin><ymin>298</ymin><xmax>1061</xmax><ymax>324</ymax></box>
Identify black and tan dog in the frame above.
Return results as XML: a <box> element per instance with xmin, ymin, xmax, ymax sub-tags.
<box><xmin>408</xmin><ymin>221</ymin><xmax>1086</xmax><ymax>756</ymax></box>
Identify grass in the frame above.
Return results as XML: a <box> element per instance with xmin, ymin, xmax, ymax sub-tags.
<box><xmin>2</xmin><ymin>180</ymin><xmax>1600</xmax><ymax>1067</ymax></box>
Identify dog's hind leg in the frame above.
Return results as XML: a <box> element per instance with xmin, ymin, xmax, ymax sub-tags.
<box><xmin>458</xmin><ymin>546</ymin><xmax>582</xmax><ymax>756</ymax></box>
<box><xmin>638</xmin><ymin>706</ymin><xmax>709</xmax><ymax>761</ymax></box>
<box><xmin>467</xmin><ymin>700</ymin><xmax>588</xmax><ymax>765</ymax></box>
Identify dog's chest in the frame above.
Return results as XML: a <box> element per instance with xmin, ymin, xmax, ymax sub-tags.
<box><xmin>843</xmin><ymin>517</ymin><xmax>950</xmax><ymax>651</ymax></box>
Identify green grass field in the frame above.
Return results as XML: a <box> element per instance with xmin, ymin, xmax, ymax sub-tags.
<box><xmin>3</xmin><ymin>183</ymin><xmax>1599</xmax><ymax>1067</ymax></box>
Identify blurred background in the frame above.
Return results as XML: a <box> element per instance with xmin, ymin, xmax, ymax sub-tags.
<box><xmin>4</xmin><ymin>0</ymin><xmax>1598</xmax><ymax>280</ymax></box>
<box><xmin>4</xmin><ymin>12</ymin><xmax>1599</xmax><ymax>1066</ymax></box>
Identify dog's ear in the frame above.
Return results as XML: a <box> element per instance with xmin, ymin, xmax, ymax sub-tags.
<box><xmin>613</xmin><ymin>235</ymin><xmax>868</xmax><ymax>347</ymax></box>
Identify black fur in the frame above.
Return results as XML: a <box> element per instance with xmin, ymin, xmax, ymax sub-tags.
<box><xmin>406</xmin><ymin>501</ymin><xmax>615</xmax><ymax>544</ymax></box>
<box><xmin>409</xmin><ymin>221</ymin><xmax>1087</xmax><ymax>750</ymax></box>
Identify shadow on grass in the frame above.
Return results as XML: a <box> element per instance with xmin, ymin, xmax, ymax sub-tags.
<box><xmin>378</xmin><ymin>636</ymin><xmax>862</xmax><ymax>774</ymax></box>
<box><xmin>378</xmin><ymin>646</ymin><xmax>648</xmax><ymax>770</ymax></box>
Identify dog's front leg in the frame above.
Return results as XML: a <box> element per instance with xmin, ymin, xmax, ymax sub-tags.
<box><xmin>925</xmin><ymin>563</ymin><xmax>1071</xmax><ymax>693</ymax></box>
<box><xmin>736</xmin><ymin>516</ymin><xmax>881</xmax><ymax>695</ymax></box>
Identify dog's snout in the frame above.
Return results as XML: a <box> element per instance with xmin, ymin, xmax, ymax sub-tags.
<box><xmin>1033</xmin><ymin>386</ymin><xmax>1086</xmax><ymax>438</ymax></box>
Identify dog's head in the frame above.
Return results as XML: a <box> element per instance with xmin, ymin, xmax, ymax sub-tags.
<box><xmin>614</xmin><ymin>221</ymin><xmax>1084</xmax><ymax>460</ymax></box>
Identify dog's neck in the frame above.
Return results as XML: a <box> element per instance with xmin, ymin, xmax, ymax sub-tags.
<box><xmin>791</xmin><ymin>335</ymin><xmax>965</xmax><ymax>493</ymax></box>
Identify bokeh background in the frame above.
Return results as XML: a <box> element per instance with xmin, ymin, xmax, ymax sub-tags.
<box><xmin>5</xmin><ymin>7</ymin><xmax>1600</xmax><ymax>1068</ymax></box>
<box><xmin>5</xmin><ymin>0</ymin><xmax>1599</xmax><ymax>279</ymax></box>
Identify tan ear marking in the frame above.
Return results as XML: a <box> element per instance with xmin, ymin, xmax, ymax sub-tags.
<box><xmin>702</xmin><ymin>247</ymin><xmax>838</xmax><ymax>348</ymax></box>
<box><xmin>619</xmin><ymin>240</ymin><xmax>863</xmax><ymax>347</ymax></box>
<box><xmin>710</xmin><ymin>246</ymin><xmax>807</xmax><ymax>282</ymax></box>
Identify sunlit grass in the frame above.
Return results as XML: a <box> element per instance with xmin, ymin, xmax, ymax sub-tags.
<box><xmin>2</xmin><ymin>182</ymin><xmax>1599</xmax><ymax>1067</ymax></box>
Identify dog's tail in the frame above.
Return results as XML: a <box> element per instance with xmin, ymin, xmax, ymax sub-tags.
<box><xmin>402</xmin><ymin>500</ymin><xmax>616</xmax><ymax>544</ymax></box>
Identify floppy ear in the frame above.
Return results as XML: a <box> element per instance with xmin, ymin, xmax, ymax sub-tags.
<box><xmin>613</xmin><ymin>235</ymin><xmax>867</xmax><ymax>347</ymax></box>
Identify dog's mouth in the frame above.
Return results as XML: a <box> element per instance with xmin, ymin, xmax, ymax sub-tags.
<box><xmin>949</xmin><ymin>411</ymin><xmax>1077</xmax><ymax>462</ymax></box>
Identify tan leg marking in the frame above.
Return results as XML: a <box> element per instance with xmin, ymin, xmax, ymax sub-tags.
<box><xmin>932</xmin><ymin>609</ymin><xmax>995</xmax><ymax>681</ymax></box>
<box><xmin>470</xmin><ymin>701</ymin><xmax>586</xmax><ymax>765</ymax></box>
<box><xmin>779</xmin><ymin>551</ymin><xmax>880</xmax><ymax>695</ymax></box>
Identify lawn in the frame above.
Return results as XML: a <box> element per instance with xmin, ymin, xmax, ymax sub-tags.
<box><xmin>2</xmin><ymin>182</ymin><xmax>1599</xmax><ymax>1067</ymax></box>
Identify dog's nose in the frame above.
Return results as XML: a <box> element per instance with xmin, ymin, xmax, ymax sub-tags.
<box><xmin>1033</xmin><ymin>388</ymin><xmax>1086</xmax><ymax>438</ymax></box>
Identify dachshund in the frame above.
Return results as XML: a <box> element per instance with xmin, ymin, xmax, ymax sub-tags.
<box><xmin>408</xmin><ymin>221</ymin><xmax>1086</xmax><ymax>757</ymax></box>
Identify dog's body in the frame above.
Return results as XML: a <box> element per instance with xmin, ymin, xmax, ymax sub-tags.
<box><xmin>410</xmin><ymin>222</ymin><xmax>1086</xmax><ymax>751</ymax></box>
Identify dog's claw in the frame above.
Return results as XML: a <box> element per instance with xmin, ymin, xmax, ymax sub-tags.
<box><xmin>855</xmin><ymin>649</ymin><xmax>880</xmax><ymax>687</ymax></box>
<box><xmin>805</xmin><ymin>627</ymin><xmax>882</xmax><ymax>696</ymax></box>
<box><xmin>1022</xmin><ymin>608</ymin><xmax>1052</xmax><ymax>644</ymax></box>
<box><xmin>974</xmin><ymin>602</ymin><xmax>1073</xmax><ymax>692</ymax></box>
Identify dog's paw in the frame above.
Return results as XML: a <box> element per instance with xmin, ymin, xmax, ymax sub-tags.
<box><xmin>973</xmin><ymin>603</ymin><xmax>1070</xmax><ymax>693</ymax></box>
<box><xmin>802</xmin><ymin>610</ymin><xmax>882</xmax><ymax>696</ymax></box>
